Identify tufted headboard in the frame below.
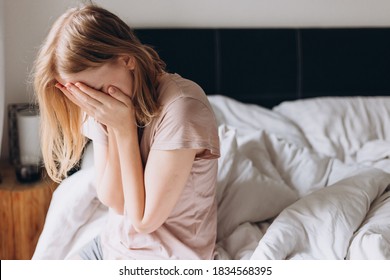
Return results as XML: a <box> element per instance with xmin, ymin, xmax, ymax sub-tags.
<box><xmin>134</xmin><ymin>28</ymin><xmax>390</xmax><ymax>108</ymax></box>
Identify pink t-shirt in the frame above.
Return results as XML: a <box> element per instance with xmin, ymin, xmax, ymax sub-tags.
<box><xmin>83</xmin><ymin>73</ymin><xmax>220</xmax><ymax>259</ymax></box>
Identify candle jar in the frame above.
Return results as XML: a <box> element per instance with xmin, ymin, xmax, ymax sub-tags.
<box><xmin>8</xmin><ymin>104</ymin><xmax>43</xmax><ymax>184</ymax></box>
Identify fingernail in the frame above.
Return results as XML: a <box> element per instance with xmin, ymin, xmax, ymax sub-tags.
<box><xmin>65</xmin><ymin>83</ymin><xmax>73</xmax><ymax>91</ymax></box>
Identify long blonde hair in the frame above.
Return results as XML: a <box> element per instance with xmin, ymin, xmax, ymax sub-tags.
<box><xmin>33</xmin><ymin>4</ymin><xmax>165</xmax><ymax>183</ymax></box>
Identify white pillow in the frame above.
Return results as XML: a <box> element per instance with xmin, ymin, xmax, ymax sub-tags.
<box><xmin>209</xmin><ymin>95</ymin><xmax>310</xmax><ymax>148</ymax></box>
<box><xmin>273</xmin><ymin>97</ymin><xmax>390</xmax><ymax>162</ymax></box>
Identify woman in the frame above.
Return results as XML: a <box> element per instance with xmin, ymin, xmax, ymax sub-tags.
<box><xmin>33</xmin><ymin>4</ymin><xmax>220</xmax><ymax>259</ymax></box>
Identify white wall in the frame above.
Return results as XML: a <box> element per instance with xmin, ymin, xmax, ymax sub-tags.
<box><xmin>2</xmin><ymin>0</ymin><xmax>390</xmax><ymax>159</ymax></box>
<box><xmin>1</xmin><ymin>0</ymin><xmax>80</xmax><ymax>160</ymax></box>
<box><xmin>0</xmin><ymin>0</ymin><xmax>5</xmax><ymax>159</ymax></box>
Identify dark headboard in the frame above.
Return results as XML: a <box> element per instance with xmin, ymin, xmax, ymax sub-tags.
<box><xmin>134</xmin><ymin>28</ymin><xmax>390</xmax><ymax>108</ymax></box>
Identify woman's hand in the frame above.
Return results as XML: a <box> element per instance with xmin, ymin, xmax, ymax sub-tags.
<box><xmin>55</xmin><ymin>82</ymin><xmax>136</xmax><ymax>132</ymax></box>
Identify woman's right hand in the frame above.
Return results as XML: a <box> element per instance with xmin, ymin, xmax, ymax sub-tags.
<box><xmin>55</xmin><ymin>82</ymin><xmax>83</xmax><ymax>107</ymax></box>
<box><xmin>58</xmin><ymin>82</ymin><xmax>136</xmax><ymax>133</ymax></box>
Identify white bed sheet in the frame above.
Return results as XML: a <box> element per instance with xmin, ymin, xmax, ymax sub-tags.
<box><xmin>33</xmin><ymin>95</ymin><xmax>390</xmax><ymax>260</ymax></box>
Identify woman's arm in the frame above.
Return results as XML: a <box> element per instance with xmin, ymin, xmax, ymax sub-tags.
<box><xmin>113</xmin><ymin>125</ymin><xmax>198</xmax><ymax>233</ymax></box>
<box><xmin>94</xmin><ymin>129</ymin><xmax>124</xmax><ymax>214</ymax></box>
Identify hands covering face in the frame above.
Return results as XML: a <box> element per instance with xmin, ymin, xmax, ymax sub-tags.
<box><xmin>55</xmin><ymin>82</ymin><xmax>136</xmax><ymax>132</ymax></box>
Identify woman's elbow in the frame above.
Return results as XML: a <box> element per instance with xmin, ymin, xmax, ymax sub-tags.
<box><xmin>97</xmin><ymin>193</ymin><xmax>124</xmax><ymax>215</ymax></box>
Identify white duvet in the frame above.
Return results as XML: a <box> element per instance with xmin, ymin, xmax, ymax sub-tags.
<box><xmin>33</xmin><ymin>95</ymin><xmax>390</xmax><ymax>260</ymax></box>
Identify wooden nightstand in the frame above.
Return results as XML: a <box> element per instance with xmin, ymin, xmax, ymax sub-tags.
<box><xmin>0</xmin><ymin>162</ymin><xmax>57</xmax><ymax>260</ymax></box>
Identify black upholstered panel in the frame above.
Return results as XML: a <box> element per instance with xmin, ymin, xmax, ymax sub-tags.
<box><xmin>134</xmin><ymin>28</ymin><xmax>390</xmax><ymax>107</ymax></box>
<box><xmin>219</xmin><ymin>29</ymin><xmax>298</xmax><ymax>108</ymax></box>
<box><xmin>301</xmin><ymin>28</ymin><xmax>390</xmax><ymax>97</ymax></box>
<box><xmin>134</xmin><ymin>29</ymin><xmax>217</xmax><ymax>94</ymax></box>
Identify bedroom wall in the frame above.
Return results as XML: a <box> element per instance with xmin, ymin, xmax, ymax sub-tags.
<box><xmin>0</xmin><ymin>0</ymin><xmax>4</xmax><ymax>159</ymax></box>
<box><xmin>1</xmin><ymin>0</ymin><xmax>390</xmax><ymax>160</ymax></box>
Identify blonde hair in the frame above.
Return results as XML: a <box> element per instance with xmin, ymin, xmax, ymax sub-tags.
<box><xmin>33</xmin><ymin>4</ymin><xmax>165</xmax><ymax>182</ymax></box>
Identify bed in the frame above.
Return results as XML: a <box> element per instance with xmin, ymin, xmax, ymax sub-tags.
<box><xmin>32</xmin><ymin>28</ymin><xmax>390</xmax><ymax>260</ymax></box>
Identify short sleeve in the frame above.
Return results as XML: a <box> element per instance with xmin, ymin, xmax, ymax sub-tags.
<box><xmin>152</xmin><ymin>97</ymin><xmax>220</xmax><ymax>159</ymax></box>
<box><xmin>82</xmin><ymin>115</ymin><xmax>108</xmax><ymax>145</ymax></box>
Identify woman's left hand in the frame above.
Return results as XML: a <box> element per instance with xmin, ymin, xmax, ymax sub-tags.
<box><xmin>57</xmin><ymin>82</ymin><xmax>136</xmax><ymax>132</ymax></box>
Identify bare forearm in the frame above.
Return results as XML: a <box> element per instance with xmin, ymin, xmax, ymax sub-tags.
<box><xmin>113</xmin><ymin>126</ymin><xmax>146</xmax><ymax>230</ymax></box>
<box><xmin>96</xmin><ymin>129</ymin><xmax>125</xmax><ymax>214</ymax></box>
<box><xmin>112</xmin><ymin>125</ymin><xmax>196</xmax><ymax>234</ymax></box>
